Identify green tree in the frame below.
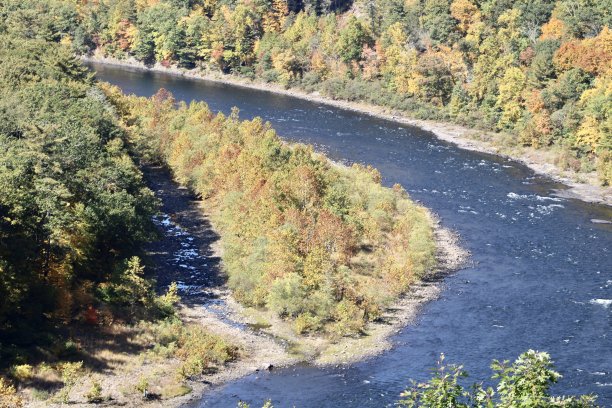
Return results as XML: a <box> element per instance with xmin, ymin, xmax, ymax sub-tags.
<box><xmin>337</xmin><ymin>16</ymin><xmax>372</xmax><ymax>64</ymax></box>
<box><xmin>556</xmin><ymin>0</ymin><xmax>611</xmax><ymax>38</ymax></box>
<box><xmin>496</xmin><ymin>67</ymin><xmax>527</xmax><ymax>129</ymax></box>
<box><xmin>0</xmin><ymin>30</ymin><xmax>157</xmax><ymax>359</ymax></box>
<box><xmin>528</xmin><ymin>39</ymin><xmax>560</xmax><ymax>87</ymax></box>
<box><xmin>422</xmin><ymin>0</ymin><xmax>460</xmax><ymax>45</ymax></box>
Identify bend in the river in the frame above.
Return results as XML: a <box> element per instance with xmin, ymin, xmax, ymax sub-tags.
<box><xmin>89</xmin><ymin>62</ymin><xmax>612</xmax><ymax>408</ymax></box>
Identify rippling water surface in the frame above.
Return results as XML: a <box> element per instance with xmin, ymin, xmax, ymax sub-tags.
<box><xmin>89</xmin><ymin>63</ymin><xmax>612</xmax><ymax>407</ymax></box>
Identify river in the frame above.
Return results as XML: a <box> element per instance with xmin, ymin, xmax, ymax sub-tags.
<box><xmin>88</xmin><ymin>62</ymin><xmax>612</xmax><ymax>407</ymax></box>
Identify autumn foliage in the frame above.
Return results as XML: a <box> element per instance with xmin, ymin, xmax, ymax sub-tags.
<box><xmin>107</xmin><ymin>86</ymin><xmax>436</xmax><ymax>335</ymax></box>
<box><xmin>3</xmin><ymin>0</ymin><xmax>609</xmax><ymax>182</ymax></box>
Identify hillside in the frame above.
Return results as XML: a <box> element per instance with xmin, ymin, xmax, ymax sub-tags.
<box><xmin>5</xmin><ymin>0</ymin><xmax>609</xmax><ymax>186</ymax></box>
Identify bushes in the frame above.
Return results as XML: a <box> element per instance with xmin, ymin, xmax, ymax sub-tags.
<box><xmin>96</xmin><ymin>256</ymin><xmax>180</xmax><ymax>320</ymax></box>
<box><xmin>0</xmin><ymin>377</ymin><xmax>23</xmax><ymax>408</ymax></box>
<box><xmin>155</xmin><ymin>282</ymin><xmax>181</xmax><ymax>317</ymax></box>
<box><xmin>8</xmin><ymin>365</ymin><xmax>32</xmax><ymax>383</ymax></box>
<box><xmin>399</xmin><ymin>351</ymin><xmax>598</xmax><ymax>407</ymax></box>
<box><xmin>293</xmin><ymin>313</ymin><xmax>322</xmax><ymax>334</ymax></box>
<box><xmin>597</xmin><ymin>151</ymin><xmax>612</xmax><ymax>186</ymax></box>
<box><xmin>176</xmin><ymin>325</ymin><xmax>238</xmax><ymax>378</ymax></box>
<box><xmin>266</xmin><ymin>273</ymin><xmax>308</xmax><ymax>317</ymax></box>
<box><xmin>331</xmin><ymin>300</ymin><xmax>366</xmax><ymax>337</ymax></box>
<box><xmin>108</xmin><ymin>87</ymin><xmax>437</xmax><ymax>337</ymax></box>
<box><xmin>55</xmin><ymin>362</ymin><xmax>83</xmax><ymax>403</ymax></box>
<box><xmin>146</xmin><ymin>319</ymin><xmax>239</xmax><ymax>379</ymax></box>
<box><xmin>261</xmin><ymin>69</ymin><xmax>280</xmax><ymax>83</ymax></box>
<box><xmin>85</xmin><ymin>378</ymin><xmax>103</xmax><ymax>403</ymax></box>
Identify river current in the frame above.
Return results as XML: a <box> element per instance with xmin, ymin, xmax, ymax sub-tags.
<box><xmin>89</xmin><ymin>63</ymin><xmax>612</xmax><ymax>407</ymax></box>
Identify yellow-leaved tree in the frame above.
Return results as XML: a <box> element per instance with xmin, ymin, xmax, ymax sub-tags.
<box><xmin>380</xmin><ymin>22</ymin><xmax>418</xmax><ymax>95</ymax></box>
<box><xmin>496</xmin><ymin>67</ymin><xmax>527</xmax><ymax>129</ymax></box>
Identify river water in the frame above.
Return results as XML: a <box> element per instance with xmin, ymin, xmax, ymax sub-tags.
<box><xmin>89</xmin><ymin>63</ymin><xmax>612</xmax><ymax>407</ymax></box>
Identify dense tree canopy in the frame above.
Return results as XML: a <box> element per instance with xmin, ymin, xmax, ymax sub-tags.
<box><xmin>20</xmin><ymin>0</ymin><xmax>609</xmax><ymax>184</ymax></box>
<box><xmin>0</xmin><ymin>25</ymin><xmax>157</xmax><ymax>361</ymax></box>
<box><xmin>0</xmin><ymin>0</ymin><xmax>438</xmax><ymax>347</ymax></box>
<box><xmin>105</xmin><ymin>84</ymin><xmax>436</xmax><ymax>335</ymax></box>
<box><xmin>0</xmin><ymin>1</ymin><xmax>606</xmax><ymax>403</ymax></box>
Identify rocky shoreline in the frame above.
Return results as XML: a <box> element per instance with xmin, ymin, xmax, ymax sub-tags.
<box><xmin>83</xmin><ymin>53</ymin><xmax>611</xmax><ymax>207</ymax></box>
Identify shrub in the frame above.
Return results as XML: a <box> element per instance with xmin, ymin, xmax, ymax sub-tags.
<box><xmin>266</xmin><ymin>273</ymin><xmax>307</xmax><ymax>317</ymax></box>
<box><xmin>155</xmin><ymin>282</ymin><xmax>181</xmax><ymax>317</ymax></box>
<box><xmin>145</xmin><ymin>319</ymin><xmax>238</xmax><ymax>379</ymax></box>
<box><xmin>85</xmin><ymin>378</ymin><xmax>103</xmax><ymax>403</ymax></box>
<box><xmin>55</xmin><ymin>361</ymin><xmax>83</xmax><ymax>403</ymax></box>
<box><xmin>9</xmin><ymin>365</ymin><xmax>32</xmax><ymax>382</ymax></box>
<box><xmin>597</xmin><ymin>151</ymin><xmax>612</xmax><ymax>186</ymax></box>
<box><xmin>300</xmin><ymin>71</ymin><xmax>323</xmax><ymax>92</ymax></box>
<box><xmin>59</xmin><ymin>340</ymin><xmax>80</xmax><ymax>359</ymax></box>
<box><xmin>235</xmin><ymin>66</ymin><xmax>255</xmax><ymax>79</ymax></box>
<box><xmin>175</xmin><ymin>325</ymin><xmax>238</xmax><ymax>379</ymax></box>
<box><xmin>30</xmin><ymin>388</ymin><xmax>52</xmax><ymax>401</ymax></box>
<box><xmin>398</xmin><ymin>351</ymin><xmax>598</xmax><ymax>407</ymax></box>
<box><xmin>135</xmin><ymin>376</ymin><xmax>149</xmax><ymax>398</ymax></box>
<box><xmin>293</xmin><ymin>313</ymin><xmax>322</xmax><ymax>334</ymax></box>
<box><xmin>331</xmin><ymin>300</ymin><xmax>366</xmax><ymax>337</ymax></box>
<box><xmin>0</xmin><ymin>377</ymin><xmax>23</xmax><ymax>408</ymax></box>
<box><xmin>261</xmin><ymin>69</ymin><xmax>279</xmax><ymax>83</ymax></box>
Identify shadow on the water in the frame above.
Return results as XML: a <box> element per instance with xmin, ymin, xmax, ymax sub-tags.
<box><xmin>142</xmin><ymin>165</ymin><xmax>227</xmax><ymax>295</ymax></box>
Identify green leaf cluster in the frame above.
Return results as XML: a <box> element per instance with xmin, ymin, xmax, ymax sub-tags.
<box><xmin>399</xmin><ymin>351</ymin><xmax>599</xmax><ymax>408</ymax></box>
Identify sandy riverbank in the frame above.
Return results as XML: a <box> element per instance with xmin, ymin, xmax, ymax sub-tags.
<box><xmin>26</xmin><ymin>163</ymin><xmax>464</xmax><ymax>408</ymax></box>
<box><xmin>83</xmin><ymin>54</ymin><xmax>611</xmax><ymax>207</ymax></box>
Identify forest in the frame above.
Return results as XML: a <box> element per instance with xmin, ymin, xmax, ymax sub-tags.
<box><xmin>0</xmin><ymin>17</ymin><xmax>238</xmax><ymax>405</ymax></box>
<box><xmin>0</xmin><ymin>0</ymin><xmax>608</xmax><ymax>406</ymax></box>
<box><xmin>0</xmin><ymin>34</ymin><xmax>158</xmax><ymax>353</ymax></box>
<box><xmin>3</xmin><ymin>0</ymin><xmax>609</xmax><ymax>183</ymax></box>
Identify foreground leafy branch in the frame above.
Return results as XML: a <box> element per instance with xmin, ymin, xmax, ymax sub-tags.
<box><xmin>399</xmin><ymin>350</ymin><xmax>598</xmax><ymax>408</ymax></box>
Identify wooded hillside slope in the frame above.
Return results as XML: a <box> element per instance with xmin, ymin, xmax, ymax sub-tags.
<box><xmin>3</xmin><ymin>0</ymin><xmax>609</xmax><ymax>183</ymax></box>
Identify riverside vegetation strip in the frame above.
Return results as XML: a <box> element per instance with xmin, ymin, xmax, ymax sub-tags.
<box><xmin>106</xmin><ymin>82</ymin><xmax>440</xmax><ymax>339</ymax></box>
<box><xmin>86</xmin><ymin>54</ymin><xmax>612</xmax><ymax>205</ymax></box>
